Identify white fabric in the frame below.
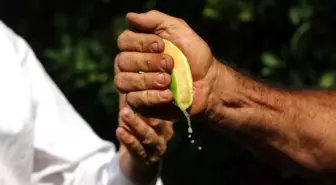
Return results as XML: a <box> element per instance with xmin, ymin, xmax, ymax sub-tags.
<box><xmin>0</xmin><ymin>21</ymin><xmax>163</xmax><ymax>185</ymax></box>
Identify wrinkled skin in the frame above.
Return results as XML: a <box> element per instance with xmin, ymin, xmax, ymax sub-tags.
<box><xmin>114</xmin><ymin>10</ymin><xmax>219</xmax><ymax>121</ymax></box>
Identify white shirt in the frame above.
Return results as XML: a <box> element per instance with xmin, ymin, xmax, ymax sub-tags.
<box><xmin>0</xmin><ymin>21</ymin><xmax>162</xmax><ymax>185</ymax></box>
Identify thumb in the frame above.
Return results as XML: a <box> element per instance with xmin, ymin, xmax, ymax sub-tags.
<box><xmin>125</xmin><ymin>10</ymin><xmax>193</xmax><ymax>51</ymax></box>
<box><xmin>126</xmin><ymin>10</ymin><xmax>179</xmax><ymax>34</ymax></box>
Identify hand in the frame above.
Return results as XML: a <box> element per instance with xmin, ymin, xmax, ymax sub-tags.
<box><xmin>114</xmin><ymin>10</ymin><xmax>220</xmax><ymax>121</ymax></box>
<box><xmin>116</xmin><ymin>106</ymin><xmax>174</xmax><ymax>165</ymax></box>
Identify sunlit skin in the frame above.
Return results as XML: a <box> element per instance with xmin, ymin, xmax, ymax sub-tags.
<box><xmin>116</xmin><ymin>106</ymin><xmax>173</xmax><ymax>184</ymax></box>
<box><xmin>114</xmin><ymin>38</ymin><xmax>174</xmax><ymax>184</ymax></box>
<box><xmin>115</xmin><ymin>10</ymin><xmax>336</xmax><ymax>183</ymax></box>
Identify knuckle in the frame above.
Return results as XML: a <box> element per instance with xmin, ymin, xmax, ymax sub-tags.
<box><xmin>132</xmin><ymin>116</ymin><xmax>139</xmax><ymax>126</ymax></box>
<box><xmin>177</xmin><ymin>18</ymin><xmax>187</xmax><ymax>25</ymax></box>
<box><xmin>165</xmin><ymin>22</ymin><xmax>176</xmax><ymax>32</ymax></box>
<box><xmin>141</xmin><ymin>74</ymin><xmax>147</xmax><ymax>89</ymax></box>
<box><xmin>167</xmin><ymin>128</ymin><xmax>174</xmax><ymax>140</ymax></box>
<box><xmin>150</xmin><ymin>119</ymin><xmax>161</xmax><ymax>127</ymax></box>
<box><xmin>138</xmin><ymin>149</ymin><xmax>147</xmax><ymax>159</ymax></box>
<box><xmin>142</xmin><ymin>137</ymin><xmax>152</xmax><ymax>145</ymax></box>
<box><xmin>157</xmin><ymin>138</ymin><xmax>167</xmax><ymax>154</ymax></box>
<box><xmin>117</xmin><ymin>52</ymin><xmax>130</xmax><ymax>71</ymax></box>
<box><xmin>114</xmin><ymin>54</ymin><xmax>121</xmax><ymax>73</ymax></box>
<box><xmin>125</xmin><ymin>135</ymin><xmax>135</xmax><ymax>146</ymax></box>
<box><xmin>140</xmin><ymin>125</ymin><xmax>150</xmax><ymax>137</ymax></box>
<box><xmin>163</xmin><ymin>18</ymin><xmax>189</xmax><ymax>33</ymax></box>
<box><xmin>149</xmin><ymin>156</ymin><xmax>160</xmax><ymax>163</ymax></box>
<box><xmin>176</xmin><ymin>18</ymin><xmax>190</xmax><ymax>29</ymax></box>
<box><xmin>142</xmin><ymin>91</ymin><xmax>151</xmax><ymax>106</ymax></box>
<box><xmin>147</xmin><ymin>10</ymin><xmax>159</xmax><ymax>15</ymax></box>
<box><xmin>117</xmin><ymin>30</ymin><xmax>132</xmax><ymax>50</ymax></box>
<box><xmin>117</xmin><ymin>33</ymin><xmax>125</xmax><ymax>49</ymax></box>
<box><xmin>166</xmin><ymin>133</ymin><xmax>173</xmax><ymax>141</ymax></box>
<box><xmin>114</xmin><ymin>52</ymin><xmax>121</xmax><ymax>63</ymax></box>
<box><xmin>138</xmin><ymin>34</ymin><xmax>146</xmax><ymax>51</ymax></box>
<box><xmin>113</xmin><ymin>74</ymin><xmax>123</xmax><ymax>89</ymax></box>
<box><xmin>118</xmin><ymin>117</ymin><xmax>125</xmax><ymax>127</ymax></box>
<box><xmin>126</xmin><ymin>93</ymin><xmax>136</xmax><ymax>106</ymax></box>
<box><xmin>159</xmin><ymin>144</ymin><xmax>167</xmax><ymax>156</ymax></box>
<box><xmin>117</xmin><ymin>52</ymin><xmax>127</xmax><ymax>60</ymax></box>
<box><xmin>129</xmin><ymin>138</ymin><xmax>138</xmax><ymax>148</ymax></box>
<box><xmin>141</xmin><ymin>128</ymin><xmax>153</xmax><ymax>144</ymax></box>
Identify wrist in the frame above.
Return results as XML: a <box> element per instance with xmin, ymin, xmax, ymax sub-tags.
<box><xmin>205</xmin><ymin>60</ymin><xmax>238</xmax><ymax>122</ymax></box>
<box><xmin>119</xmin><ymin>146</ymin><xmax>160</xmax><ymax>185</ymax></box>
<box><xmin>205</xmin><ymin>60</ymin><xmax>269</xmax><ymax>129</ymax></box>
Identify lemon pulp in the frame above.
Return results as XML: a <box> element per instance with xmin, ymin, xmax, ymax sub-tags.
<box><xmin>162</xmin><ymin>39</ymin><xmax>202</xmax><ymax>151</ymax></box>
<box><xmin>162</xmin><ymin>39</ymin><xmax>193</xmax><ymax>111</ymax></box>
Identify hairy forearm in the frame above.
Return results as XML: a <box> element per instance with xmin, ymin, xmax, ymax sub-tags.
<box><xmin>207</xmin><ymin>61</ymin><xmax>336</xmax><ymax>176</ymax></box>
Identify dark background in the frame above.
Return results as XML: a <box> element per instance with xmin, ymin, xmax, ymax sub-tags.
<box><xmin>1</xmin><ymin>0</ymin><xmax>335</xmax><ymax>184</ymax></box>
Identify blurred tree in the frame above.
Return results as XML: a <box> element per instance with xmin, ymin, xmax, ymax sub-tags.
<box><xmin>0</xmin><ymin>0</ymin><xmax>335</xmax><ymax>184</ymax></box>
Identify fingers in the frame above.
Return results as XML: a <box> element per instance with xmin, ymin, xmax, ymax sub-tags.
<box><xmin>114</xmin><ymin>72</ymin><xmax>171</xmax><ymax>93</ymax></box>
<box><xmin>116</xmin><ymin>52</ymin><xmax>174</xmax><ymax>73</ymax></box>
<box><xmin>114</xmin><ymin>59</ymin><xmax>128</xmax><ymax>110</ymax></box>
<box><xmin>126</xmin><ymin>90</ymin><xmax>173</xmax><ymax>108</ymax></box>
<box><xmin>148</xmin><ymin>118</ymin><xmax>174</xmax><ymax>141</ymax></box>
<box><xmin>125</xmin><ymin>10</ymin><xmax>189</xmax><ymax>37</ymax></box>
<box><xmin>114</xmin><ymin>10</ymin><xmax>192</xmax><ymax>121</ymax></box>
<box><xmin>120</xmin><ymin>108</ymin><xmax>166</xmax><ymax>154</ymax></box>
<box><xmin>117</xmin><ymin>29</ymin><xmax>165</xmax><ymax>53</ymax></box>
<box><xmin>116</xmin><ymin>127</ymin><xmax>147</xmax><ymax>159</ymax></box>
<box><xmin>117</xmin><ymin>107</ymin><xmax>169</xmax><ymax>163</ymax></box>
<box><xmin>125</xmin><ymin>90</ymin><xmax>184</xmax><ymax>120</ymax></box>
<box><xmin>125</xmin><ymin>10</ymin><xmax>169</xmax><ymax>33</ymax></box>
<box><xmin>115</xmin><ymin>29</ymin><xmax>175</xmax><ymax>94</ymax></box>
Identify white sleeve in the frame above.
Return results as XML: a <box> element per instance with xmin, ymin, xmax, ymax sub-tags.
<box><xmin>0</xmin><ymin>21</ymin><xmax>163</xmax><ymax>185</ymax></box>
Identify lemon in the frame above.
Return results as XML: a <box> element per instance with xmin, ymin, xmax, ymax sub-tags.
<box><xmin>162</xmin><ymin>39</ymin><xmax>193</xmax><ymax>111</ymax></box>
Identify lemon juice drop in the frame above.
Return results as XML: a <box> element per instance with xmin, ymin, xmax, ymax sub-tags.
<box><xmin>163</xmin><ymin>39</ymin><xmax>202</xmax><ymax>151</ymax></box>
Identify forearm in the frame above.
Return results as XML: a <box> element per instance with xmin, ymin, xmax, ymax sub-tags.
<box><xmin>118</xmin><ymin>145</ymin><xmax>160</xmax><ymax>185</ymax></box>
<box><xmin>207</xmin><ymin>61</ymin><xmax>336</xmax><ymax>175</ymax></box>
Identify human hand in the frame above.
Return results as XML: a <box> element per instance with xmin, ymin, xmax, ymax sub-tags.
<box><xmin>116</xmin><ymin>106</ymin><xmax>174</xmax><ymax>165</ymax></box>
<box><xmin>114</xmin><ymin>10</ymin><xmax>220</xmax><ymax>121</ymax></box>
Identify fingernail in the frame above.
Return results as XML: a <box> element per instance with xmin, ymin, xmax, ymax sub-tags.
<box><xmin>156</xmin><ymin>73</ymin><xmax>166</xmax><ymax>84</ymax></box>
<box><xmin>162</xmin><ymin>55</ymin><xmax>174</xmax><ymax>72</ymax></box>
<box><xmin>160</xmin><ymin>90</ymin><xmax>171</xmax><ymax>100</ymax></box>
<box><xmin>152</xmin><ymin>42</ymin><xmax>159</xmax><ymax>52</ymax></box>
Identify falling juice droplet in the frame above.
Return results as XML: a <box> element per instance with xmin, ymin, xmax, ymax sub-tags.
<box><xmin>182</xmin><ymin>110</ymin><xmax>193</xmax><ymax>134</ymax></box>
<box><xmin>181</xmin><ymin>110</ymin><xmax>202</xmax><ymax>151</ymax></box>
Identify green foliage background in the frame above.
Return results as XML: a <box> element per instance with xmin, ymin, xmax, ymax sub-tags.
<box><xmin>1</xmin><ymin>0</ymin><xmax>335</xmax><ymax>184</ymax></box>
